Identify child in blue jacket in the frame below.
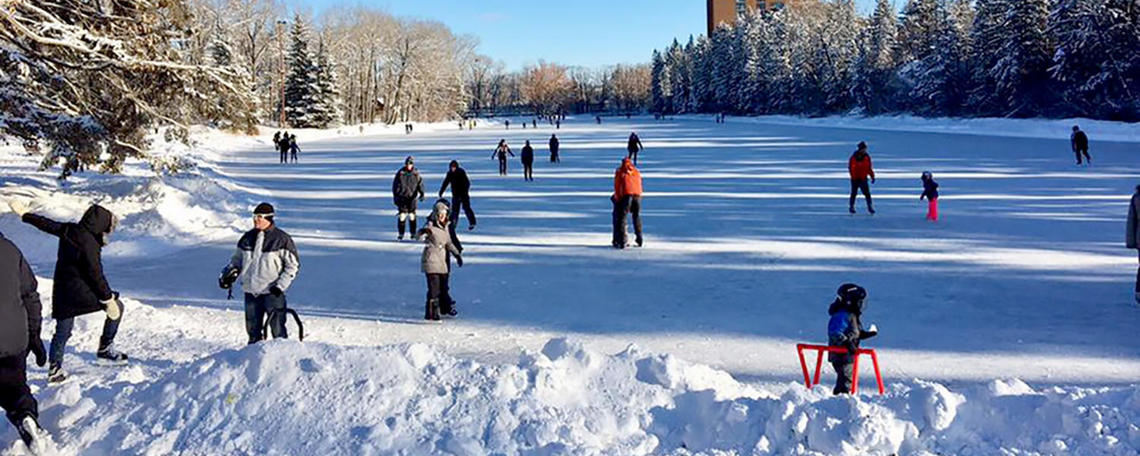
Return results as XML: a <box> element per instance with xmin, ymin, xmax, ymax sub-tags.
<box><xmin>827</xmin><ymin>283</ymin><xmax>878</xmax><ymax>394</ymax></box>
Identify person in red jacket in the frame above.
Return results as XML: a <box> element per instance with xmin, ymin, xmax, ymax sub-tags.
<box><xmin>848</xmin><ymin>142</ymin><xmax>876</xmax><ymax>214</ymax></box>
<box><xmin>612</xmin><ymin>158</ymin><xmax>644</xmax><ymax>249</ymax></box>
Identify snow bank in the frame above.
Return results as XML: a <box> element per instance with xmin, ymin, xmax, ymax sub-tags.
<box><xmin>713</xmin><ymin>114</ymin><xmax>1140</xmax><ymax>143</ymax></box>
<box><xmin>34</xmin><ymin>339</ymin><xmax>1140</xmax><ymax>455</ymax></box>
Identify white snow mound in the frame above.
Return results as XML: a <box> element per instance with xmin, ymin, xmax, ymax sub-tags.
<box><xmin>31</xmin><ymin>339</ymin><xmax>1140</xmax><ymax>456</ymax></box>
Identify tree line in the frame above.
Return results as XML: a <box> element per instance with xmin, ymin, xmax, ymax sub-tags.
<box><xmin>651</xmin><ymin>0</ymin><xmax>1140</xmax><ymax>121</ymax></box>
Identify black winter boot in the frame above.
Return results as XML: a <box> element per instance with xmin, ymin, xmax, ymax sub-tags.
<box><xmin>397</xmin><ymin>218</ymin><xmax>405</xmax><ymax>240</ymax></box>
<box><xmin>425</xmin><ymin>299</ymin><xmax>441</xmax><ymax>321</ymax></box>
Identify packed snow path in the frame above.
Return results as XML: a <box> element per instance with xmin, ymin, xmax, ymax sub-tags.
<box><xmin>89</xmin><ymin>116</ymin><xmax>1140</xmax><ymax>386</ymax></box>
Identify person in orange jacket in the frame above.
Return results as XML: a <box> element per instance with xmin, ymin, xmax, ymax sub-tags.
<box><xmin>848</xmin><ymin>142</ymin><xmax>876</xmax><ymax>214</ymax></box>
<box><xmin>612</xmin><ymin>157</ymin><xmax>644</xmax><ymax>249</ymax></box>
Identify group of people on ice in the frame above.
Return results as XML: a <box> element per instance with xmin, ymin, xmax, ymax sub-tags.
<box><xmin>490</xmin><ymin>134</ymin><xmax>562</xmax><ymax>179</ymax></box>
<box><xmin>273</xmin><ymin>131</ymin><xmax>301</xmax><ymax>164</ymax></box>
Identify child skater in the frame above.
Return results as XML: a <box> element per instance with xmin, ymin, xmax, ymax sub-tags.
<box><xmin>827</xmin><ymin>283</ymin><xmax>878</xmax><ymax>395</ymax></box>
<box><xmin>920</xmin><ymin>171</ymin><xmax>939</xmax><ymax>221</ymax></box>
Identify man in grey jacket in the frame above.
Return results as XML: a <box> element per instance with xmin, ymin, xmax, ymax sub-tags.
<box><xmin>1126</xmin><ymin>185</ymin><xmax>1140</xmax><ymax>304</ymax></box>
<box><xmin>223</xmin><ymin>203</ymin><xmax>300</xmax><ymax>343</ymax></box>
<box><xmin>0</xmin><ymin>231</ymin><xmax>47</xmax><ymax>451</ymax></box>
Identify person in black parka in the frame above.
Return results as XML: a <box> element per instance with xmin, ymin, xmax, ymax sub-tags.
<box><xmin>1071</xmin><ymin>125</ymin><xmax>1091</xmax><ymax>165</ymax></box>
<box><xmin>627</xmin><ymin>132</ymin><xmax>644</xmax><ymax>165</ymax></box>
<box><xmin>439</xmin><ymin>160</ymin><xmax>476</xmax><ymax>230</ymax></box>
<box><xmin>521</xmin><ymin>140</ymin><xmax>535</xmax><ymax>181</ymax></box>
<box><xmin>14</xmin><ymin>203</ymin><xmax>126</xmax><ymax>383</ymax></box>
<box><xmin>393</xmin><ymin>156</ymin><xmax>426</xmax><ymax>240</ymax></box>
<box><xmin>0</xmin><ymin>229</ymin><xmax>47</xmax><ymax>451</ymax></box>
<box><xmin>827</xmin><ymin>283</ymin><xmax>877</xmax><ymax>395</ymax></box>
<box><xmin>549</xmin><ymin>134</ymin><xmax>560</xmax><ymax>163</ymax></box>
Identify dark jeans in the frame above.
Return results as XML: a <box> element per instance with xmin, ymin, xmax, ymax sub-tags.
<box><xmin>523</xmin><ymin>161</ymin><xmax>534</xmax><ymax>181</ymax></box>
<box><xmin>612</xmin><ymin>195</ymin><xmax>643</xmax><ymax>246</ymax></box>
<box><xmin>279</xmin><ymin>149</ymin><xmax>287</xmax><ymax>163</ymax></box>
<box><xmin>832</xmin><ymin>361</ymin><xmax>854</xmax><ymax>395</ymax></box>
<box><xmin>849</xmin><ymin>179</ymin><xmax>873</xmax><ymax>210</ymax></box>
<box><xmin>290</xmin><ymin>150</ymin><xmax>298</xmax><ymax>162</ymax></box>
<box><xmin>425</xmin><ymin>273</ymin><xmax>451</xmax><ymax>319</ymax></box>
<box><xmin>450</xmin><ymin>195</ymin><xmax>476</xmax><ymax>227</ymax></box>
<box><xmin>551</xmin><ymin>151</ymin><xmax>559</xmax><ymax>162</ymax></box>
<box><xmin>50</xmin><ymin>310</ymin><xmax>123</xmax><ymax>366</ymax></box>
<box><xmin>498</xmin><ymin>159</ymin><xmax>508</xmax><ymax>175</ymax></box>
<box><xmin>1075</xmin><ymin>148</ymin><xmax>1091</xmax><ymax>164</ymax></box>
<box><xmin>245</xmin><ymin>293</ymin><xmax>287</xmax><ymax>343</ymax></box>
<box><xmin>628</xmin><ymin>149</ymin><xmax>639</xmax><ymax>165</ymax></box>
<box><xmin>0</xmin><ymin>355</ymin><xmax>36</xmax><ymax>426</ymax></box>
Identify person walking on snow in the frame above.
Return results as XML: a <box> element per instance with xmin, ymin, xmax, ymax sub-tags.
<box><xmin>492</xmin><ymin>140</ymin><xmax>514</xmax><ymax>176</ymax></box>
<box><xmin>417</xmin><ymin>200</ymin><xmax>462</xmax><ymax>321</ymax></box>
<box><xmin>521</xmin><ymin>140</ymin><xmax>535</xmax><ymax>181</ymax></box>
<box><xmin>1072</xmin><ymin>125</ymin><xmax>1091</xmax><ymax>165</ymax></box>
<box><xmin>1125</xmin><ymin>185</ymin><xmax>1140</xmax><ymax>304</ymax></box>
<box><xmin>393</xmin><ymin>156</ymin><xmax>426</xmax><ymax>240</ymax></box>
<box><xmin>827</xmin><ymin>283</ymin><xmax>878</xmax><ymax>395</ymax></box>
<box><xmin>439</xmin><ymin>160</ymin><xmax>476</xmax><ymax>230</ymax></box>
<box><xmin>848</xmin><ymin>142</ymin><xmax>876</xmax><ymax>214</ymax></box>
<box><xmin>549</xmin><ymin>134</ymin><xmax>561</xmax><ymax>163</ymax></box>
<box><xmin>221</xmin><ymin>203</ymin><xmax>300</xmax><ymax>344</ymax></box>
<box><xmin>0</xmin><ymin>227</ymin><xmax>48</xmax><ymax>452</ymax></box>
<box><xmin>920</xmin><ymin>171</ymin><xmax>939</xmax><ymax>221</ymax></box>
<box><xmin>612</xmin><ymin>157</ymin><xmax>644</xmax><ymax>249</ymax></box>
<box><xmin>10</xmin><ymin>201</ymin><xmax>125</xmax><ymax>383</ymax></box>
<box><xmin>627</xmin><ymin>132</ymin><xmax>644</xmax><ymax>165</ymax></box>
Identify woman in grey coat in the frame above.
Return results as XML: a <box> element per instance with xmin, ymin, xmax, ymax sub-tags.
<box><xmin>1126</xmin><ymin>185</ymin><xmax>1140</xmax><ymax>303</ymax></box>
<box><xmin>417</xmin><ymin>200</ymin><xmax>462</xmax><ymax>320</ymax></box>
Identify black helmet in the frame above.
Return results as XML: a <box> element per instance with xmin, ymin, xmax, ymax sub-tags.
<box><xmin>836</xmin><ymin>283</ymin><xmax>867</xmax><ymax>312</ymax></box>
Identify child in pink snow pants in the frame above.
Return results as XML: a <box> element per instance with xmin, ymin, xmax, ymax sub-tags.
<box><xmin>920</xmin><ymin>171</ymin><xmax>939</xmax><ymax>221</ymax></box>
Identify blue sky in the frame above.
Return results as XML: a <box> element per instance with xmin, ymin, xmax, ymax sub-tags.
<box><xmin>295</xmin><ymin>1</ymin><xmax>882</xmax><ymax>70</ymax></box>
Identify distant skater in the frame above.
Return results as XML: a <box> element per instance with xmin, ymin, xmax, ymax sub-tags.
<box><xmin>596</xmin><ymin>115</ymin><xmax>601</xmax><ymax>124</ymax></box>
<box><xmin>505</xmin><ymin>120</ymin><xmax>510</xmax><ymax>130</ymax></box>
<box><xmin>920</xmin><ymin>171</ymin><xmax>939</xmax><ymax>221</ymax></box>
<box><xmin>611</xmin><ymin>157</ymin><xmax>644</xmax><ymax>249</ymax></box>
<box><xmin>288</xmin><ymin>135</ymin><xmax>299</xmax><ymax>163</ymax></box>
<box><xmin>549</xmin><ymin>134</ymin><xmax>560</xmax><ymax>163</ymax></box>
<box><xmin>848</xmin><ymin>142</ymin><xmax>876</xmax><ymax>214</ymax></box>
<box><xmin>626</xmin><ymin>132</ymin><xmax>643</xmax><ymax>165</ymax></box>
<box><xmin>439</xmin><ymin>160</ymin><xmax>476</xmax><ymax>230</ymax></box>
<box><xmin>392</xmin><ymin>156</ymin><xmax>425</xmax><ymax>240</ymax></box>
<box><xmin>1072</xmin><ymin>125</ymin><xmax>1091</xmax><ymax>165</ymax></box>
<box><xmin>492</xmin><ymin>139</ymin><xmax>514</xmax><ymax>176</ymax></box>
<box><xmin>521</xmin><ymin>140</ymin><xmax>535</xmax><ymax>181</ymax></box>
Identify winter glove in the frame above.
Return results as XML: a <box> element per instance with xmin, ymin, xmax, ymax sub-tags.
<box><xmin>6</xmin><ymin>198</ymin><xmax>28</xmax><ymax>216</ymax></box>
<box><xmin>28</xmin><ymin>336</ymin><xmax>46</xmax><ymax>367</ymax></box>
<box><xmin>870</xmin><ymin>176</ymin><xmax>876</xmax><ymax>184</ymax></box>
<box><xmin>861</xmin><ymin>324</ymin><xmax>878</xmax><ymax>339</ymax></box>
<box><xmin>455</xmin><ymin>256</ymin><xmax>463</xmax><ymax>268</ymax></box>
<box><xmin>269</xmin><ymin>286</ymin><xmax>284</xmax><ymax>297</ymax></box>
<box><xmin>419</xmin><ymin>195</ymin><xmax>425</xmax><ymax>202</ymax></box>
<box><xmin>102</xmin><ymin>291</ymin><xmax>123</xmax><ymax>321</ymax></box>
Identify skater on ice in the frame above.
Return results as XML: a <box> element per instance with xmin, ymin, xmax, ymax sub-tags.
<box><xmin>1072</xmin><ymin>125</ymin><xmax>1091</xmax><ymax>165</ymax></box>
<box><xmin>920</xmin><ymin>171</ymin><xmax>939</xmax><ymax>221</ymax></box>
<box><xmin>521</xmin><ymin>140</ymin><xmax>535</xmax><ymax>181</ymax></box>
<box><xmin>549</xmin><ymin>134</ymin><xmax>560</xmax><ymax>163</ymax></box>
<box><xmin>417</xmin><ymin>199</ymin><xmax>463</xmax><ymax>321</ymax></box>
<box><xmin>0</xmin><ymin>228</ymin><xmax>47</xmax><ymax>453</ymax></box>
<box><xmin>492</xmin><ymin>139</ymin><xmax>514</xmax><ymax>176</ymax></box>
<box><xmin>827</xmin><ymin>283</ymin><xmax>878</xmax><ymax>395</ymax></box>
<box><xmin>439</xmin><ymin>160</ymin><xmax>476</xmax><ymax>230</ymax></box>
<box><xmin>393</xmin><ymin>156</ymin><xmax>426</xmax><ymax>240</ymax></box>
<box><xmin>12</xmin><ymin>202</ymin><xmax>125</xmax><ymax>383</ymax></box>
<box><xmin>221</xmin><ymin>203</ymin><xmax>300</xmax><ymax>344</ymax></box>
<box><xmin>626</xmin><ymin>132</ymin><xmax>644</xmax><ymax>165</ymax></box>
<box><xmin>1126</xmin><ymin>185</ymin><xmax>1140</xmax><ymax>304</ymax></box>
<box><xmin>848</xmin><ymin>142</ymin><xmax>876</xmax><ymax>214</ymax></box>
<box><xmin>611</xmin><ymin>157</ymin><xmax>644</xmax><ymax>249</ymax></box>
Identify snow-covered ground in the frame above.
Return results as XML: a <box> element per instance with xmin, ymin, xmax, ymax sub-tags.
<box><xmin>1</xmin><ymin>115</ymin><xmax>1138</xmax><ymax>455</ymax></box>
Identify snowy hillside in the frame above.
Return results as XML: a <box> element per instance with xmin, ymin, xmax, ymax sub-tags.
<box><xmin>1</xmin><ymin>116</ymin><xmax>1138</xmax><ymax>455</ymax></box>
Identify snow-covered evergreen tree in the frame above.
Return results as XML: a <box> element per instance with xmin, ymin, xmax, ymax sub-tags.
<box><xmin>898</xmin><ymin>0</ymin><xmax>943</xmax><ymax>64</ymax></box>
<box><xmin>818</xmin><ymin>0</ymin><xmax>862</xmax><ymax>113</ymax></box>
<box><xmin>1050</xmin><ymin>0</ymin><xmax>1140</xmax><ymax>119</ymax></box>
<box><xmin>284</xmin><ymin>15</ymin><xmax>320</xmax><ymax>127</ymax></box>
<box><xmin>854</xmin><ymin>0</ymin><xmax>900</xmax><ymax>114</ymax></box>
<box><xmin>670</xmin><ymin>38</ymin><xmax>692</xmax><ymax>113</ymax></box>
<box><xmin>311</xmin><ymin>39</ymin><xmax>343</xmax><ymax>127</ymax></box>
<box><xmin>709</xmin><ymin>24</ymin><xmax>739</xmax><ymax>113</ymax></box>
<box><xmin>991</xmin><ymin>0</ymin><xmax>1055</xmax><ymax>116</ymax></box>
<box><xmin>650</xmin><ymin>49</ymin><xmax>668</xmax><ymax>113</ymax></box>
<box><xmin>904</xmin><ymin>0</ymin><xmax>973</xmax><ymax>116</ymax></box>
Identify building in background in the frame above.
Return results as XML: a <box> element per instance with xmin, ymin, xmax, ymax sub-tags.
<box><xmin>707</xmin><ymin>0</ymin><xmax>788</xmax><ymax>36</ymax></box>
